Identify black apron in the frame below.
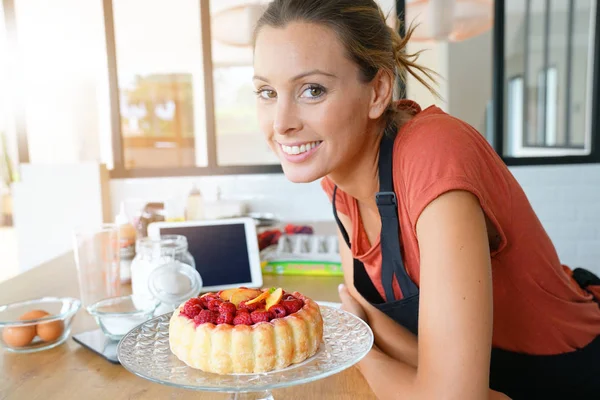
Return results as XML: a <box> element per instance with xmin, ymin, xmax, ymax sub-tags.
<box><xmin>331</xmin><ymin>133</ymin><xmax>600</xmax><ymax>399</ymax></box>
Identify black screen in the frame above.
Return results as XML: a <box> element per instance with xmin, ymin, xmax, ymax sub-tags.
<box><xmin>160</xmin><ymin>223</ymin><xmax>253</xmax><ymax>287</ymax></box>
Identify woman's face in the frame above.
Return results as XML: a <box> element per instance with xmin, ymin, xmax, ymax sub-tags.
<box><xmin>253</xmin><ymin>22</ymin><xmax>382</xmax><ymax>183</ymax></box>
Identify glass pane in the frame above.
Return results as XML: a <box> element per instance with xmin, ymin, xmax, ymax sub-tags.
<box><xmin>113</xmin><ymin>0</ymin><xmax>206</xmax><ymax>169</ymax></box>
<box><xmin>0</xmin><ymin>2</ymin><xmax>18</xmax><ymax>187</ymax></box>
<box><xmin>570</xmin><ymin>0</ymin><xmax>595</xmax><ymax>148</ymax></box>
<box><xmin>504</xmin><ymin>0</ymin><xmax>526</xmax><ymax>155</ymax></box>
<box><xmin>504</xmin><ymin>0</ymin><xmax>594</xmax><ymax>157</ymax></box>
<box><xmin>210</xmin><ymin>0</ymin><xmax>278</xmax><ymax>166</ymax></box>
<box><xmin>12</xmin><ymin>0</ymin><xmax>107</xmax><ymax>165</ymax></box>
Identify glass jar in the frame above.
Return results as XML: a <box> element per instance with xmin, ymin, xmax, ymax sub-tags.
<box><xmin>130</xmin><ymin>235</ymin><xmax>201</xmax><ymax>314</ymax></box>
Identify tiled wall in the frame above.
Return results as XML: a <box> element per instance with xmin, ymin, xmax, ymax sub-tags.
<box><xmin>509</xmin><ymin>164</ymin><xmax>600</xmax><ymax>274</ymax></box>
<box><xmin>111</xmin><ymin>163</ymin><xmax>600</xmax><ymax>274</ymax></box>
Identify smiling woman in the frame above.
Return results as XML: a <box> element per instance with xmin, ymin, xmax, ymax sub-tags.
<box><xmin>252</xmin><ymin>1</ymin><xmax>600</xmax><ymax>399</ymax></box>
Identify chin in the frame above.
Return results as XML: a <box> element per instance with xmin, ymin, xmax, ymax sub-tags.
<box><xmin>281</xmin><ymin>163</ymin><xmax>324</xmax><ymax>184</ymax></box>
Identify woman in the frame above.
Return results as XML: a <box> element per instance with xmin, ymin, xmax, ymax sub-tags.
<box><xmin>252</xmin><ymin>1</ymin><xmax>600</xmax><ymax>398</ymax></box>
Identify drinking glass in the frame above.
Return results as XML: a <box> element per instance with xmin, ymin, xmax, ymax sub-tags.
<box><xmin>73</xmin><ymin>224</ymin><xmax>121</xmax><ymax>307</ymax></box>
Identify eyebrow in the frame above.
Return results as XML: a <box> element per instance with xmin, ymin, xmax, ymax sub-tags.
<box><xmin>252</xmin><ymin>69</ymin><xmax>338</xmax><ymax>83</ymax></box>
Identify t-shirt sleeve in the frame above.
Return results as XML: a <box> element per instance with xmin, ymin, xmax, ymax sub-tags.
<box><xmin>397</xmin><ymin>114</ymin><xmax>508</xmax><ymax>254</ymax></box>
<box><xmin>320</xmin><ymin>176</ymin><xmax>350</xmax><ymax>216</ymax></box>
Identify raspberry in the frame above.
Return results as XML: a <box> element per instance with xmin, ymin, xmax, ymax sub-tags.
<box><xmin>281</xmin><ymin>299</ymin><xmax>303</xmax><ymax>314</ymax></box>
<box><xmin>210</xmin><ymin>311</ymin><xmax>219</xmax><ymax>324</ymax></box>
<box><xmin>183</xmin><ymin>298</ymin><xmax>203</xmax><ymax>317</ymax></box>
<box><xmin>284</xmin><ymin>295</ymin><xmax>297</xmax><ymax>301</ymax></box>
<box><xmin>269</xmin><ymin>304</ymin><xmax>287</xmax><ymax>319</ymax></box>
<box><xmin>233</xmin><ymin>313</ymin><xmax>253</xmax><ymax>325</ymax></box>
<box><xmin>250</xmin><ymin>310</ymin><xmax>272</xmax><ymax>324</ymax></box>
<box><xmin>198</xmin><ymin>297</ymin><xmax>209</xmax><ymax>309</ymax></box>
<box><xmin>218</xmin><ymin>302</ymin><xmax>236</xmax><ymax>314</ymax></box>
<box><xmin>202</xmin><ymin>293</ymin><xmax>218</xmax><ymax>302</ymax></box>
<box><xmin>239</xmin><ymin>300</ymin><xmax>259</xmax><ymax>312</ymax></box>
<box><xmin>216</xmin><ymin>312</ymin><xmax>235</xmax><ymax>325</ymax></box>
<box><xmin>208</xmin><ymin>299</ymin><xmax>223</xmax><ymax>311</ymax></box>
<box><xmin>193</xmin><ymin>310</ymin><xmax>213</xmax><ymax>325</ymax></box>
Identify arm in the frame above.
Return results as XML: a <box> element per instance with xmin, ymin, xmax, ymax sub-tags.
<box><xmin>343</xmin><ymin>191</ymin><xmax>509</xmax><ymax>399</ymax></box>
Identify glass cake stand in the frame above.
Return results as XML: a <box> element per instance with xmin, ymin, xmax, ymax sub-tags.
<box><xmin>117</xmin><ymin>306</ymin><xmax>374</xmax><ymax>399</ymax></box>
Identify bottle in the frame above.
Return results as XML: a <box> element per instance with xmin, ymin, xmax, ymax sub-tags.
<box><xmin>185</xmin><ymin>184</ymin><xmax>204</xmax><ymax>221</ymax></box>
<box><xmin>115</xmin><ymin>202</ymin><xmax>137</xmax><ymax>283</ymax></box>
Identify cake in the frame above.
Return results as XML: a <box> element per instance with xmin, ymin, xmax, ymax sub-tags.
<box><xmin>168</xmin><ymin>287</ymin><xmax>324</xmax><ymax>374</ymax></box>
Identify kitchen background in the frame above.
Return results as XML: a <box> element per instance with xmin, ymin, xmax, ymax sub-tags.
<box><xmin>1</xmin><ymin>0</ymin><xmax>599</xmax><ymax>281</ymax></box>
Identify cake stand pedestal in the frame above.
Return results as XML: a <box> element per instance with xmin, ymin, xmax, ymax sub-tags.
<box><xmin>229</xmin><ymin>390</ymin><xmax>274</xmax><ymax>400</ymax></box>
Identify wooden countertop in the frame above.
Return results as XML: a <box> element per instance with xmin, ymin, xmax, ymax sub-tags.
<box><xmin>0</xmin><ymin>252</ymin><xmax>376</xmax><ymax>400</ymax></box>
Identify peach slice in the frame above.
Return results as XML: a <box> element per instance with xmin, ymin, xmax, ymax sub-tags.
<box><xmin>218</xmin><ymin>288</ymin><xmax>239</xmax><ymax>301</ymax></box>
<box><xmin>245</xmin><ymin>290</ymin><xmax>270</xmax><ymax>306</ymax></box>
<box><xmin>230</xmin><ymin>289</ymin><xmax>263</xmax><ymax>307</ymax></box>
<box><xmin>265</xmin><ymin>288</ymin><xmax>283</xmax><ymax>311</ymax></box>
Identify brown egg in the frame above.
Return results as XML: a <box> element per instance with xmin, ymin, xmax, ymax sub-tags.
<box><xmin>19</xmin><ymin>309</ymin><xmax>50</xmax><ymax>321</ymax></box>
<box><xmin>2</xmin><ymin>325</ymin><xmax>36</xmax><ymax>347</ymax></box>
<box><xmin>36</xmin><ymin>320</ymin><xmax>64</xmax><ymax>342</ymax></box>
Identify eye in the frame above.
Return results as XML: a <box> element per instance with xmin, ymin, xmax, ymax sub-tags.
<box><xmin>300</xmin><ymin>85</ymin><xmax>326</xmax><ymax>99</ymax></box>
<box><xmin>255</xmin><ymin>88</ymin><xmax>277</xmax><ymax>100</ymax></box>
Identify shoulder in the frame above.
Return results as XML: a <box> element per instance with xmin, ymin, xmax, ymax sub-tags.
<box><xmin>392</xmin><ymin>106</ymin><xmax>507</xmax><ymax>228</ymax></box>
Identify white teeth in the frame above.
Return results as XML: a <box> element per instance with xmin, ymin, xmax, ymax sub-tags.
<box><xmin>281</xmin><ymin>141</ymin><xmax>321</xmax><ymax>155</ymax></box>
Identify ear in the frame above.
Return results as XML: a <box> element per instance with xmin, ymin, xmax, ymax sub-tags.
<box><xmin>368</xmin><ymin>69</ymin><xmax>394</xmax><ymax>120</ymax></box>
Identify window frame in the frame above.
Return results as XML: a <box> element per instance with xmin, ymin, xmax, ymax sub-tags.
<box><xmin>493</xmin><ymin>0</ymin><xmax>600</xmax><ymax>166</ymax></box>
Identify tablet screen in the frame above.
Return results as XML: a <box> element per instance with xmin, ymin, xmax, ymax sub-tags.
<box><xmin>159</xmin><ymin>223</ymin><xmax>253</xmax><ymax>287</ymax></box>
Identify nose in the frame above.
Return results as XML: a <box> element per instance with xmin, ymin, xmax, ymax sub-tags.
<box><xmin>273</xmin><ymin>98</ymin><xmax>301</xmax><ymax>136</ymax></box>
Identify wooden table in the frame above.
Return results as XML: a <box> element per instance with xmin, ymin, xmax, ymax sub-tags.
<box><xmin>0</xmin><ymin>252</ymin><xmax>376</xmax><ymax>400</ymax></box>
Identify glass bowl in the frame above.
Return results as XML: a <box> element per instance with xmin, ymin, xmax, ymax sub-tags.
<box><xmin>0</xmin><ymin>297</ymin><xmax>81</xmax><ymax>353</ymax></box>
<box><xmin>87</xmin><ymin>295</ymin><xmax>161</xmax><ymax>341</ymax></box>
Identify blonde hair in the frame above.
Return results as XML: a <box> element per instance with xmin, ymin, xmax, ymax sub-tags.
<box><xmin>254</xmin><ymin>0</ymin><xmax>439</xmax><ymax>127</ymax></box>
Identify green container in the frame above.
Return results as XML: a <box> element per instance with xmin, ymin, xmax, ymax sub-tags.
<box><xmin>261</xmin><ymin>260</ymin><xmax>343</xmax><ymax>276</ymax></box>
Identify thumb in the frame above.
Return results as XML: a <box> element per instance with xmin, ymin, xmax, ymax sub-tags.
<box><xmin>338</xmin><ymin>283</ymin><xmax>353</xmax><ymax>302</ymax></box>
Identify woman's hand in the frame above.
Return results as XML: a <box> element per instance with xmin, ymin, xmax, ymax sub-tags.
<box><xmin>338</xmin><ymin>283</ymin><xmax>368</xmax><ymax>322</ymax></box>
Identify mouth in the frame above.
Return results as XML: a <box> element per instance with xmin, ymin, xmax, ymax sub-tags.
<box><xmin>277</xmin><ymin>140</ymin><xmax>323</xmax><ymax>163</ymax></box>
<box><xmin>279</xmin><ymin>141</ymin><xmax>323</xmax><ymax>155</ymax></box>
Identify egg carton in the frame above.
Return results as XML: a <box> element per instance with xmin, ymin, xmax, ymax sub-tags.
<box><xmin>260</xmin><ymin>234</ymin><xmax>341</xmax><ymax>263</ymax></box>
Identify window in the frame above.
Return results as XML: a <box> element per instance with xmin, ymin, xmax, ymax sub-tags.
<box><xmin>494</xmin><ymin>0</ymin><xmax>600</xmax><ymax>164</ymax></box>
<box><xmin>106</xmin><ymin>0</ymin><xmax>281</xmax><ymax>178</ymax></box>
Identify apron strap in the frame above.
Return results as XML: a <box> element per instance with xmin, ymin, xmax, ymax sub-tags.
<box><xmin>332</xmin><ymin>185</ymin><xmax>385</xmax><ymax>304</ymax></box>
<box><xmin>377</xmin><ymin>134</ymin><xmax>419</xmax><ymax>300</ymax></box>
<box><xmin>332</xmin><ymin>186</ymin><xmax>351</xmax><ymax>248</ymax></box>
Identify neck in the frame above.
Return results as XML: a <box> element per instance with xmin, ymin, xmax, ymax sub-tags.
<box><xmin>328</xmin><ymin>124</ymin><xmax>384</xmax><ymax>210</ymax></box>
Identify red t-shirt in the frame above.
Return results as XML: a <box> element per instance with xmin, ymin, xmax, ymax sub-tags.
<box><xmin>321</xmin><ymin>101</ymin><xmax>600</xmax><ymax>355</ymax></box>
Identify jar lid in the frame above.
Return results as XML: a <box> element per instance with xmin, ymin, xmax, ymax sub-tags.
<box><xmin>147</xmin><ymin>262</ymin><xmax>203</xmax><ymax>308</ymax></box>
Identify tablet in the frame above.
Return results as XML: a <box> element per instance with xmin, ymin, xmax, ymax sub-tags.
<box><xmin>147</xmin><ymin>218</ymin><xmax>263</xmax><ymax>293</ymax></box>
